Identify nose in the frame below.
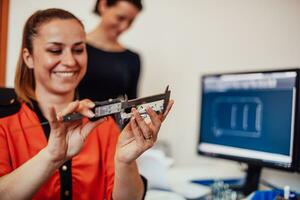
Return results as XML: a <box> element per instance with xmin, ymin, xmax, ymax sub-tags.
<box><xmin>62</xmin><ymin>50</ymin><xmax>76</xmax><ymax>67</ymax></box>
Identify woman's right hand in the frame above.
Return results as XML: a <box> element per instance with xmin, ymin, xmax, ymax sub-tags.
<box><xmin>45</xmin><ymin>99</ymin><xmax>105</xmax><ymax>165</ymax></box>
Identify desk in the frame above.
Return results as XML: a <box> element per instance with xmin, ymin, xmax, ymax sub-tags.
<box><xmin>143</xmin><ymin>161</ymin><xmax>300</xmax><ymax>199</ymax></box>
<box><xmin>167</xmin><ymin>162</ymin><xmax>244</xmax><ymax>184</ymax></box>
<box><xmin>144</xmin><ymin>161</ymin><xmax>245</xmax><ymax>200</ymax></box>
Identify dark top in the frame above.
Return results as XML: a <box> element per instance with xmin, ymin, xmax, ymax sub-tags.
<box><xmin>78</xmin><ymin>43</ymin><xmax>141</xmax><ymax>102</ymax></box>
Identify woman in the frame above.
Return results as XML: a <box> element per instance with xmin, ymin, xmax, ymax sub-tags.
<box><xmin>0</xmin><ymin>8</ymin><xmax>173</xmax><ymax>200</ymax></box>
<box><xmin>78</xmin><ymin>0</ymin><xmax>143</xmax><ymax>102</ymax></box>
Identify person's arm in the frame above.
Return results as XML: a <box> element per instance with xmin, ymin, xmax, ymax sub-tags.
<box><xmin>113</xmin><ymin>160</ymin><xmax>144</xmax><ymax>200</ymax></box>
<box><xmin>112</xmin><ymin>100</ymin><xmax>174</xmax><ymax>200</ymax></box>
<box><xmin>0</xmin><ymin>149</ymin><xmax>63</xmax><ymax>199</ymax></box>
<box><xmin>0</xmin><ymin>100</ymin><xmax>103</xmax><ymax>199</ymax></box>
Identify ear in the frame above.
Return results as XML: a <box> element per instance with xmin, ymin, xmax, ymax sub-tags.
<box><xmin>23</xmin><ymin>48</ymin><xmax>34</xmax><ymax>69</ymax></box>
<box><xmin>99</xmin><ymin>0</ymin><xmax>108</xmax><ymax>14</ymax></box>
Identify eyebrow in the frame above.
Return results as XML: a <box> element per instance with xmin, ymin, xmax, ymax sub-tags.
<box><xmin>47</xmin><ymin>41</ymin><xmax>85</xmax><ymax>46</ymax></box>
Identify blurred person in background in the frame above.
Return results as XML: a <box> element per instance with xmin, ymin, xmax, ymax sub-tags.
<box><xmin>78</xmin><ymin>0</ymin><xmax>143</xmax><ymax>102</ymax></box>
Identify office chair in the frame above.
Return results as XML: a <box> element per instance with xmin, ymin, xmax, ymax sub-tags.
<box><xmin>0</xmin><ymin>87</ymin><xmax>18</xmax><ymax>117</ymax></box>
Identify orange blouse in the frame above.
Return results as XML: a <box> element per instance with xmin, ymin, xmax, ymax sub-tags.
<box><xmin>0</xmin><ymin>103</ymin><xmax>120</xmax><ymax>199</ymax></box>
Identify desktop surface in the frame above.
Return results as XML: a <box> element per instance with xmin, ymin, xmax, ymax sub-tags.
<box><xmin>164</xmin><ymin>161</ymin><xmax>300</xmax><ymax>199</ymax></box>
<box><xmin>165</xmin><ymin>161</ymin><xmax>244</xmax><ymax>199</ymax></box>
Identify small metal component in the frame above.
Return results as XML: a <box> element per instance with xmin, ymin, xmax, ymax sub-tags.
<box><xmin>63</xmin><ymin>86</ymin><xmax>171</xmax><ymax>125</ymax></box>
<box><xmin>63</xmin><ymin>113</ymin><xmax>83</xmax><ymax>122</ymax></box>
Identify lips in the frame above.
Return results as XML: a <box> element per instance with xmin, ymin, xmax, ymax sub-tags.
<box><xmin>52</xmin><ymin>71</ymin><xmax>78</xmax><ymax>78</ymax></box>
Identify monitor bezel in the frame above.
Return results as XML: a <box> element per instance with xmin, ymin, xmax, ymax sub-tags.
<box><xmin>197</xmin><ymin>68</ymin><xmax>300</xmax><ymax>172</ymax></box>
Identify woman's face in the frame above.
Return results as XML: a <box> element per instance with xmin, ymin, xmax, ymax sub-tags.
<box><xmin>100</xmin><ymin>1</ymin><xmax>140</xmax><ymax>40</ymax></box>
<box><xmin>24</xmin><ymin>19</ymin><xmax>87</xmax><ymax>96</ymax></box>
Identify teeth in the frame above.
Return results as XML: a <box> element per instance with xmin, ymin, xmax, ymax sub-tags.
<box><xmin>54</xmin><ymin>72</ymin><xmax>76</xmax><ymax>77</ymax></box>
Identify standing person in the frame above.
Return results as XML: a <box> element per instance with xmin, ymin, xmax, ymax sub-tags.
<box><xmin>0</xmin><ymin>8</ymin><xmax>173</xmax><ymax>200</ymax></box>
<box><xmin>78</xmin><ymin>0</ymin><xmax>143</xmax><ymax>102</ymax></box>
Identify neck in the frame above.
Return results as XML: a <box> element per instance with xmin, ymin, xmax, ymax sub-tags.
<box><xmin>35</xmin><ymin>87</ymin><xmax>75</xmax><ymax>121</ymax></box>
<box><xmin>87</xmin><ymin>23</ymin><xmax>123</xmax><ymax>51</ymax></box>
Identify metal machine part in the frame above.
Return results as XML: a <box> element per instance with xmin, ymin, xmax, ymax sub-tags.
<box><xmin>63</xmin><ymin>86</ymin><xmax>171</xmax><ymax>125</ymax></box>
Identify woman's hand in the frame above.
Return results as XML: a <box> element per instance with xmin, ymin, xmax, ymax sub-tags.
<box><xmin>115</xmin><ymin>100</ymin><xmax>174</xmax><ymax>164</ymax></box>
<box><xmin>45</xmin><ymin>99</ymin><xmax>105</xmax><ymax>165</ymax></box>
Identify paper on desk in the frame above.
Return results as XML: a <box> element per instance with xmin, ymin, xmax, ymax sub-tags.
<box><xmin>170</xmin><ymin>182</ymin><xmax>211</xmax><ymax>199</ymax></box>
<box><xmin>145</xmin><ymin>190</ymin><xmax>185</xmax><ymax>200</ymax></box>
<box><xmin>137</xmin><ymin>149</ymin><xmax>173</xmax><ymax>190</ymax></box>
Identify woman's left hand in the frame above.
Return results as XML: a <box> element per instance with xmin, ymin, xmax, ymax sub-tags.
<box><xmin>115</xmin><ymin>100</ymin><xmax>174</xmax><ymax>164</ymax></box>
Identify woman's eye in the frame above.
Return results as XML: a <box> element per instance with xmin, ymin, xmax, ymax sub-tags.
<box><xmin>47</xmin><ymin>49</ymin><xmax>62</xmax><ymax>54</ymax></box>
<box><xmin>73</xmin><ymin>49</ymin><xmax>84</xmax><ymax>54</ymax></box>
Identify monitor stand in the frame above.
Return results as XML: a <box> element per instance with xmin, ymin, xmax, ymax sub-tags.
<box><xmin>231</xmin><ymin>164</ymin><xmax>262</xmax><ymax>196</ymax></box>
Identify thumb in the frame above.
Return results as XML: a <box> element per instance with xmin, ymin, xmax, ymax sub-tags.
<box><xmin>48</xmin><ymin>106</ymin><xmax>60</xmax><ymax>130</ymax></box>
<box><xmin>48</xmin><ymin>107</ymin><xmax>67</xmax><ymax>136</ymax></box>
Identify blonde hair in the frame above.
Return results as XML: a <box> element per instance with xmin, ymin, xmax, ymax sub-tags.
<box><xmin>14</xmin><ymin>8</ymin><xmax>84</xmax><ymax>105</ymax></box>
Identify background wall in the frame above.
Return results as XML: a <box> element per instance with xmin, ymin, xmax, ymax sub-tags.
<box><xmin>6</xmin><ymin>0</ymin><xmax>300</xmax><ymax>191</ymax></box>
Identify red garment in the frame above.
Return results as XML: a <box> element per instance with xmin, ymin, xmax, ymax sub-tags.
<box><xmin>0</xmin><ymin>103</ymin><xmax>120</xmax><ymax>199</ymax></box>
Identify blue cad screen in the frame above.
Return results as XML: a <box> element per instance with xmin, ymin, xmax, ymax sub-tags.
<box><xmin>200</xmin><ymin>72</ymin><xmax>296</xmax><ymax>157</ymax></box>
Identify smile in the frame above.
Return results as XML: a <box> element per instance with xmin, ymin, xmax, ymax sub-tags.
<box><xmin>53</xmin><ymin>71</ymin><xmax>78</xmax><ymax>78</ymax></box>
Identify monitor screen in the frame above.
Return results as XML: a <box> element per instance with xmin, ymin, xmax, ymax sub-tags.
<box><xmin>298</xmin><ymin>156</ymin><xmax>300</xmax><ymax>172</ymax></box>
<box><xmin>198</xmin><ymin>69</ymin><xmax>299</xmax><ymax>170</ymax></box>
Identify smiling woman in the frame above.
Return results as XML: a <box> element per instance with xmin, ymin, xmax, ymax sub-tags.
<box><xmin>0</xmin><ymin>0</ymin><xmax>9</xmax><ymax>86</ymax></box>
<box><xmin>0</xmin><ymin>8</ymin><xmax>173</xmax><ymax>200</ymax></box>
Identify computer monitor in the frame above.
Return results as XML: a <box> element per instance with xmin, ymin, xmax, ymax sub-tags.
<box><xmin>198</xmin><ymin>69</ymin><xmax>300</xmax><ymax>195</ymax></box>
<box><xmin>297</xmin><ymin>136</ymin><xmax>300</xmax><ymax>173</ymax></box>
<box><xmin>298</xmin><ymin>153</ymin><xmax>300</xmax><ymax>172</ymax></box>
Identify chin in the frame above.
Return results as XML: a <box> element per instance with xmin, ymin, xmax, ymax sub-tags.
<box><xmin>109</xmin><ymin>32</ymin><xmax>120</xmax><ymax>40</ymax></box>
<box><xmin>51</xmin><ymin>84</ymin><xmax>77</xmax><ymax>95</ymax></box>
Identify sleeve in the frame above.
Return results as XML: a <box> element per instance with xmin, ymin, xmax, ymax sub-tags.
<box><xmin>104</xmin><ymin>119</ymin><xmax>121</xmax><ymax>200</ymax></box>
<box><xmin>140</xmin><ymin>175</ymin><xmax>148</xmax><ymax>200</ymax></box>
<box><xmin>0</xmin><ymin>125</ymin><xmax>12</xmax><ymax>176</ymax></box>
<box><xmin>127</xmin><ymin>53</ymin><xmax>141</xmax><ymax>99</ymax></box>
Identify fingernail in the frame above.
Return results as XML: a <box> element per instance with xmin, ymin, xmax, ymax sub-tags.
<box><xmin>88</xmin><ymin>110</ymin><xmax>95</xmax><ymax>118</ymax></box>
<box><xmin>146</xmin><ymin>107</ymin><xmax>153</xmax><ymax>113</ymax></box>
<box><xmin>56</xmin><ymin>115</ymin><xmax>62</xmax><ymax>121</ymax></box>
<box><xmin>56</xmin><ymin>112</ymin><xmax>61</xmax><ymax>120</ymax></box>
<box><xmin>88</xmin><ymin>102</ymin><xmax>95</xmax><ymax>107</ymax></box>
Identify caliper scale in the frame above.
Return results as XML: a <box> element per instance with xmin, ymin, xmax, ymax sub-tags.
<box><xmin>63</xmin><ymin>86</ymin><xmax>171</xmax><ymax>125</ymax></box>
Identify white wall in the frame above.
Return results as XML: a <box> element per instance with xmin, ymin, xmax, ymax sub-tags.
<box><xmin>6</xmin><ymin>0</ymin><xmax>300</xmax><ymax>192</ymax></box>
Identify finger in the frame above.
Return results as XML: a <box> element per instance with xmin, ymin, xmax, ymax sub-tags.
<box><xmin>132</xmin><ymin>108</ymin><xmax>153</xmax><ymax>140</ymax></box>
<box><xmin>130</xmin><ymin>117</ymin><xmax>146</xmax><ymax>145</ymax></box>
<box><xmin>146</xmin><ymin>122</ymin><xmax>158</xmax><ymax>142</ymax></box>
<box><xmin>77</xmin><ymin>99</ymin><xmax>95</xmax><ymax>118</ymax></box>
<box><xmin>48</xmin><ymin>107</ymin><xmax>67</xmax><ymax>137</ymax></box>
<box><xmin>122</xmin><ymin>120</ymin><xmax>132</xmax><ymax>132</ymax></box>
<box><xmin>78</xmin><ymin>108</ymin><xmax>95</xmax><ymax>118</ymax></box>
<box><xmin>79</xmin><ymin>99</ymin><xmax>95</xmax><ymax>109</ymax></box>
<box><xmin>146</xmin><ymin>106</ymin><xmax>161</xmax><ymax>131</ymax></box>
<box><xmin>81</xmin><ymin>117</ymin><xmax>107</xmax><ymax>140</ymax></box>
<box><xmin>57</xmin><ymin>100</ymin><xmax>80</xmax><ymax>121</ymax></box>
<box><xmin>48</xmin><ymin>106</ymin><xmax>59</xmax><ymax>129</ymax></box>
<box><xmin>66</xmin><ymin>120</ymin><xmax>83</xmax><ymax>131</ymax></box>
<box><xmin>161</xmin><ymin>100</ymin><xmax>174</xmax><ymax>122</ymax></box>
